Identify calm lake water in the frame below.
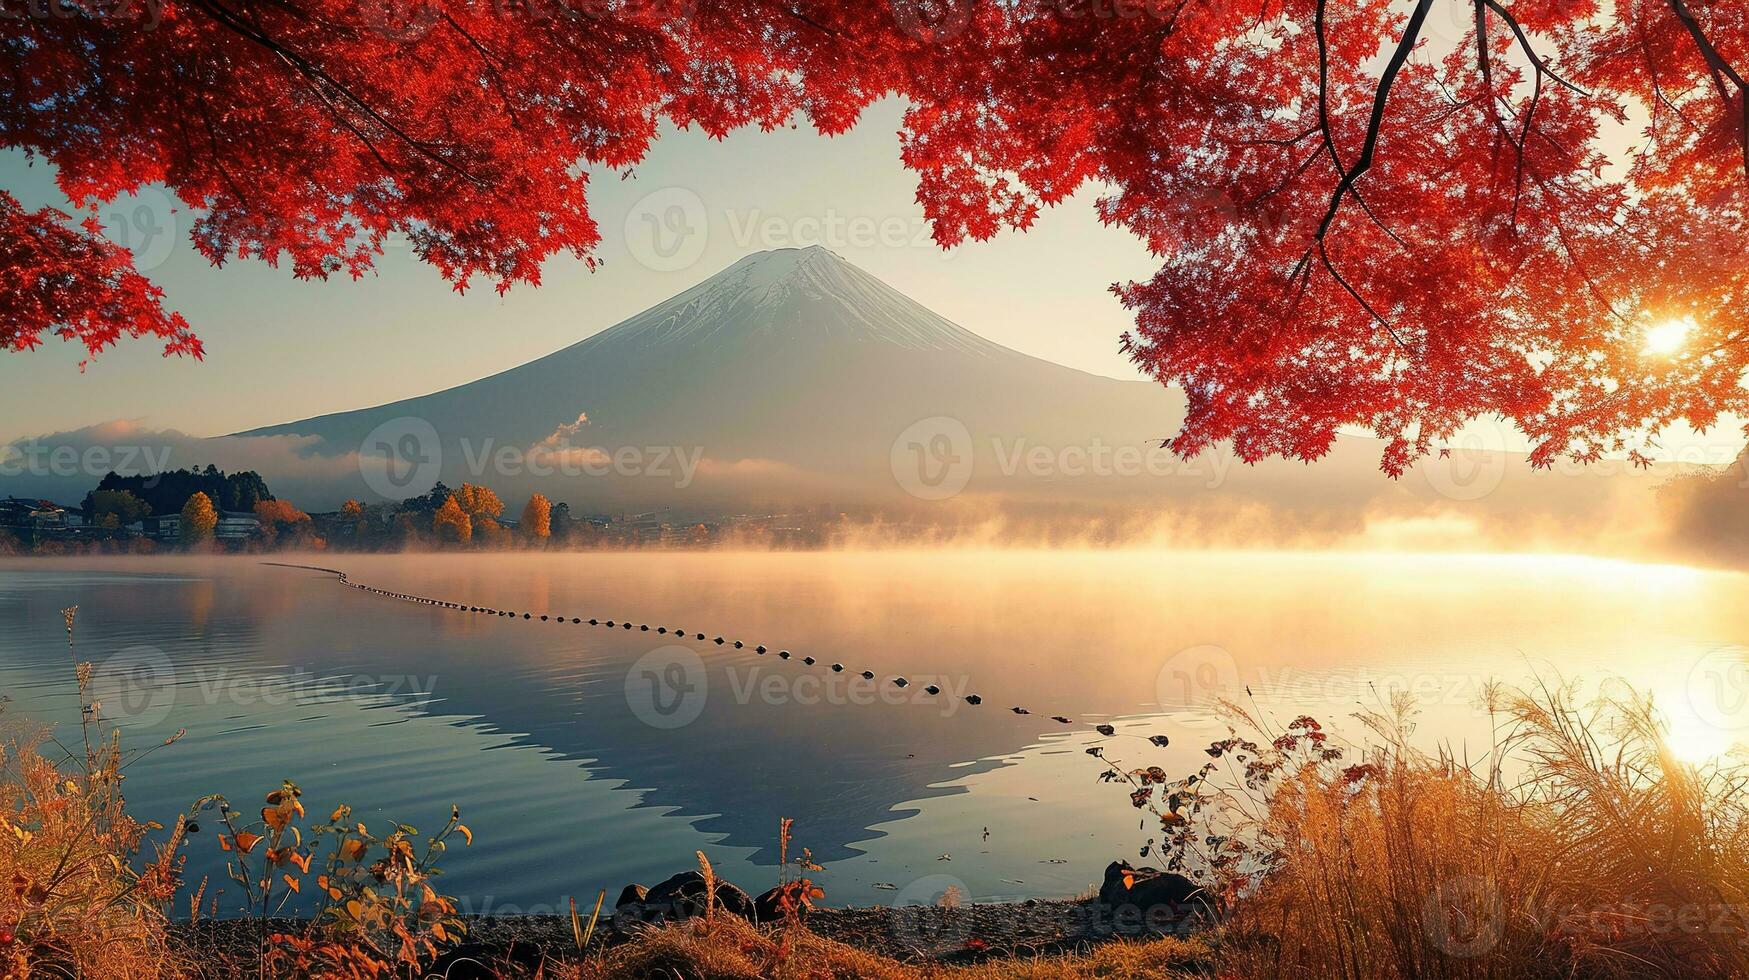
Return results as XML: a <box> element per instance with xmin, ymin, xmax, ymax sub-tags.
<box><xmin>0</xmin><ymin>550</ymin><xmax>1744</xmax><ymax>916</ymax></box>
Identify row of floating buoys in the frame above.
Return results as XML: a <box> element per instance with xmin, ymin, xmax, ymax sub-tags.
<box><xmin>270</xmin><ymin>563</ymin><xmax>1142</xmax><ymax>727</ymax></box>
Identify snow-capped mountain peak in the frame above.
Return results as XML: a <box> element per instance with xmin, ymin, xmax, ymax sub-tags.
<box><xmin>591</xmin><ymin>247</ymin><xmax>1012</xmax><ymax>358</ymax></box>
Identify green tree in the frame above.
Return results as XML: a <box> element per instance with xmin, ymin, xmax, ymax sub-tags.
<box><xmin>180</xmin><ymin>492</ymin><xmax>217</xmax><ymax>545</ymax></box>
<box><xmin>87</xmin><ymin>489</ymin><xmax>150</xmax><ymax>529</ymax></box>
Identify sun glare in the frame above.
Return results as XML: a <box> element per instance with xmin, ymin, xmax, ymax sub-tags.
<box><xmin>1643</xmin><ymin>316</ymin><xmax>1696</xmax><ymax>356</ymax></box>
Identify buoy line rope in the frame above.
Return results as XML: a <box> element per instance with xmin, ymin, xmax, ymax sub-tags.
<box><xmin>258</xmin><ymin>561</ymin><xmax>1135</xmax><ymax>735</ymax></box>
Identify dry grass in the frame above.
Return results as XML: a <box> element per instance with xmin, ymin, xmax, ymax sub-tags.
<box><xmin>561</xmin><ymin>913</ymin><xmax>1210</xmax><ymax>979</ymax></box>
<box><xmin>1168</xmin><ymin>679</ymin><xmax>1749</xmax><ymax>980</ymax></box>
<box><xmin>0</xmin><ymin>728</ymin><xmax>188</xmax><ymax>979</ymax></box>
<box><xmin>0</xmin><ymin>607</ymin><xmax>188</xmax><ymax>979</ymax></box>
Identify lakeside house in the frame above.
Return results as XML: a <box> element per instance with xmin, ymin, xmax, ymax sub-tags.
<box><xmin>215</xmin><ymin>511</ymin><xmax>260</xmax><ymax>541</ymax></box>
<box><xmin>0</xmin><ymin>497</ymin><xmax>83</xmax><ymax>544</ymax></box>
<box><xmin>139</xmin><ymin>513</ymin><xmax>179</xmax><ymax>541</ymax></box>
<box><xmin>139</xmin><ymin>510</ymin><xmax>261</xmax><ymax>543</ymax></box>
<box><xmin>0</xmin><ymin>497</ymin><xmax>162</xmax><ymax>548</ymax></box>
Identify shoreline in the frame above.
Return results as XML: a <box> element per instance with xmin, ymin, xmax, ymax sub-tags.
<box><xmin>167</xmin><ymin>896</ymin><xmax>1207</xmax><ymax>971</ymax></box>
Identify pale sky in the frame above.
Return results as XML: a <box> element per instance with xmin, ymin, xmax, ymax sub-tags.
<box><xmin>0</xmin><ymin>97</ymin><xmax>1159</xmax><ymax>445</ymax></box>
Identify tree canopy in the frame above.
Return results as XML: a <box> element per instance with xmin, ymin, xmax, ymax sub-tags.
<box><xmin>91</xmin><ymin>466</ymin><xmax>272</xmax><ymax>516</ymax></box>
<box><xmin>180</xmin><ymin>491</ymin><xmax>217</xmax><ymax>542</ymax></box>
<box><xmin>6</xmin><ymin>0</ymin><xmax>1748</xmax><ymax>472</ymax></box>
<box><xmin>432</xmin><ymin>494</ymin><xmax>472</xmax><ymax>545</ymax></box>
<box><xmin>522</xmin><ymin>493</ymin><xmax>552</xmax><ymax>540</ymax></box>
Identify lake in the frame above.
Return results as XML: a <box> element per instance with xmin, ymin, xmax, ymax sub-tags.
<box><xmin>0</xmin><ymin>550</ymin><xmax>1744</xmax><ymax>916</ymax></box>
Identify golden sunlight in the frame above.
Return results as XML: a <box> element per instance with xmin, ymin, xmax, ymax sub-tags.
<box><xmin>1643</xmin><ymin>316</ymin><xmax>1696</xmax><ymax>356</ymax></box>
<box><xmin>1664</xmin><ymin>708</ymin><xmax>1734</xmax><ymax>764</ymax></box>
<box><xmin>1659</xmin><ymin>646</ymin><xmax>1749</xmax><ymax>764</ymax></box>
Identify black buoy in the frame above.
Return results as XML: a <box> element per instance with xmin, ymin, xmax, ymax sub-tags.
<box><xmin>755</xmin><ymin>645</ymin><xmax>766</xmax><ymax>653</ymax></box>
<box><xmin>965</xmin><ymin>695</ymin><xmax>983</xmax><ymax>705</ymax></box>
<box><xmin>831</xmin><ymin>663</ymin><xmax>844</xmax><ymax>672</ymax></box>
<box><xmin>540</xmin><ymin>615</ymin><xmax>549</xmax><ymax>621</ymax></box>
<box><xmin>1012</xmin><ymin>707</ymin><xmax>1030</xmax><ymax>715</ymax></box>
<box><xmin>1051</xmin><ymin>716</ymin><xmax>1072</xmax><ymax>724</ymax></box>
<box><xmin>712</xmin><ymin>637</ymin><xmax>724</xmax><ymax>645</ymax></box>
<box><xmin>696</xmin><ymin>633</ymin><xmax>705</xmax><ymax>640</ymax></box>
<box><xmin>860</xmin><ymin>670</ymin><xmax>874</xmax><ymax>680</ymax></box>
<box><xmin>924</xmin><ymin>685</ymin><xmax>940</xmax><ymax>695</ymax></box>
<box><xmin>893</xmin><ymin>677</ymin><xmax>909</xmax><ymax>688</ymax></box>
<box><xmin>778</xmin><ymin>651</ymin><xmax>792</xmax><ymax>659</ymax></box>
<box><xmin>589</xmin><ymin>619</ymin><xmax>599</xmax><ymax>625</ymax></box>
<box><xmin>607</xmin><ymin>620</ymin><xmax>616</xmax><ymax>627</ymax></box>
<box><xmin>802</xmin><ymin>656</ymin><xmax>815</xmax><ymax>665</ymax></box>
<box><xmin>573</xmin><ymin>618</ymin><xmax>582</xmax><ymax>624</ymax></box>
<box><xmin>641</xmin><ymin>625</ymin><xmax>650</xmax><ymax>631</ymax></box>
<box><xmin>523</xmin><ymin>613</ymin><xmax>531</xmax><ymax>620</ymax></box>
<box><xmin>733</xmin><ymin>641</ymin><xmax>743</xmax><ymax>648</ymax></box>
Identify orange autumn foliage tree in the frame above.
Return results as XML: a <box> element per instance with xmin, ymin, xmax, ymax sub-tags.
<box><xmin>178</xmin><ymin>492</ymin><xmax>216</xmax><ymax>545</ymax></box>
<box><xmin>339</xmin><ymin>499</ymin><xmax>367</xmax><ymax>539</ymax></box>
<box><xmin>9</xmin><ymin>1</ymin><xmax>1749</xmax><ymax>471</ymax></box>
<box><xmin>431</xmin><ymin>495</ymin><xmax>471</xmax><ymax>546</ymax></box>
<box><xmin>253</xmin><ymin>499</ymin><xmax>310</xmax><ymax>545</ymax></box>
<box><xmin>454</xmin><ymin>484</ymin><xmax>504</xmax><ymax>523</ymax></box>
<box><xmin>521</xmin><ymin>493</ymin><xmax>552</xmax><ymax>542</ymax></box>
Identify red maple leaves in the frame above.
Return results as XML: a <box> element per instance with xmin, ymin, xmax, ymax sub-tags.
<box><xmin>0</xmin><ymin>192</ymin><xmax>201</xmax><ymax>366</ymax></box>
<box><xmin>4</xmin><ymin>0</ymin><xmax>1748</xmax><ymax>473</ymax></box>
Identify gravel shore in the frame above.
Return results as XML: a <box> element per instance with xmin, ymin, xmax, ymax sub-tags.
<box><xmin>167</xmin><ymin>897</ymin><xmax>1202</xmax><ymax>972</ymax></box>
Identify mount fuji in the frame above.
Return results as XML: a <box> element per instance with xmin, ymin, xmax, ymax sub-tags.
<box><xmin>229</xmin><ymin>245</ymin><xmax>1663</xmax><ymax>529</ymax></box>
<box><xmin>237</xmin><ymin>246</ymin><xmax>1214</xmax><ymax>510</ymax></box>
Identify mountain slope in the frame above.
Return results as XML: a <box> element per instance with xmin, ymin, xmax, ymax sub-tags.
<box><xmin>238</xmin><ymin>246</ymin><xmax>1200</xmax><ymax>508</ymax></box>
<box><xmin>232</xmin><ymin>245</ymin><xmax>1667</xmax><ymax>535</ymax></box>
